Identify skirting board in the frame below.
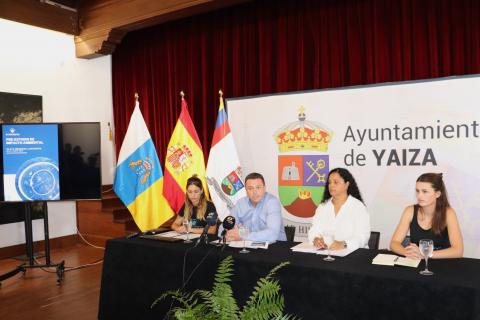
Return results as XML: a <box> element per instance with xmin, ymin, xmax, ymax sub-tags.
<box><xmin>0</xmin><ymin>234</ymin><xmax>79</xmax><ymax>260</ymax></box>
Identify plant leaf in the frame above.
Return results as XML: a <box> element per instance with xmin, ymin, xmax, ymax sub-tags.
<box><xmin>155</xmin><ymin>257</ymin><xmax>297</xmax><ymax>320</ymax></box>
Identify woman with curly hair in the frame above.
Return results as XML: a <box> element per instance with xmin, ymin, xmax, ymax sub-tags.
<box><xmin>308</xmin><ymin>168</ymin><xmax>370</xmax><ymax>251</ymax></box>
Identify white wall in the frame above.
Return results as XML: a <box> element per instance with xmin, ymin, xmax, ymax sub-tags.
<box><xmin>0</xmin><ymin>18</ymin><xmax>115</xmax><ymax>247</ymax></box>
<box><xmin>228</xmin><ymin>75</ymin><xmax>480</xmax><ymax>258</ymax></box>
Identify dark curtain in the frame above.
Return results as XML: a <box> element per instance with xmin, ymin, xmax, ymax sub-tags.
<box><xmin>112</xmin><ymin>0</ymin><xmax>480</xmax><ymax>162</ymax></box>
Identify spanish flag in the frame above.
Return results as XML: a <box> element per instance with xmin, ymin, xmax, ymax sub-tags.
<box><xmin>163</xmin><ymin>94</ymin><xmax>208</xmax><ymax>213</ymax></box>
<box><xmin>113</xmin><ymin>96</ymin><xmax>174</xmax><ymax>231</ymax></box>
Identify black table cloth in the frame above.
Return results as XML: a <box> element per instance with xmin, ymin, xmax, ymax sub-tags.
<box><xmin>98</xmin><ymin>237</ymin><xmax>480</xmax><ymax>320</ymax></box>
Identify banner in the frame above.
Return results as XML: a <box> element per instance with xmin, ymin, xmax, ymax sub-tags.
<box><xmin>163</xmin><ymin>97</ymin><xmax>208</xmax><ymax>213</ymax></box>
<box><xmin>227</xmin><ymin>76</ymin><xmax>480</xmax><ymax>258</ymax></box>
<box><xmin>2</xmin><ymin>124</ymin><xmax>59</xmax><ymax>201</ymax></box>
<box><xmin>114</xmin><ymin>100</ymin><xmax>174</xmax><ymax>232</ymax></box>
<box><xmin>206</xmin><ymin>95</ymin><xmax>246</xmax><ymax>220</ymax></box>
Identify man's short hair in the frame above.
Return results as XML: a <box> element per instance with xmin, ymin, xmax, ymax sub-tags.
<box><xmin>244</xmin><ymin>172</ymin><xmax>265</xmax><ymax>185</ymax></box>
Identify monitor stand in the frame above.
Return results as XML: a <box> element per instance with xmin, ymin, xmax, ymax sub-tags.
<box><xmin>0</xmin><ymin>202</ymin><xmax>65</xmax><ymax>287</ymax></box>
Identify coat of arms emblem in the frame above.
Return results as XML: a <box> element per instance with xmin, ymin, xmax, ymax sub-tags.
<box><xmin>129</xmin><ymin>157</ymin><xmax>154</xmax><ymax>184</ymax></box>
<box><xmin>274</xmin><ymin>107</ymin><xmax>333</xmax><ymax>222</ymax></box>
<box><xmin>166</xmin><ymin>143</ymin><xmax>193</xmax><ymax>175</ymax></box>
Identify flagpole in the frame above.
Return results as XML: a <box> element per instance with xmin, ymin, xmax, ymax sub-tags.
<box><xmin>135</xmin><ymin>92</ymin><xmax>139</xmax><ymax>102</ymax></box>
<box><xmin>180</xmin><ymin>91</ymin><xmax>185</xmax><ymax>100</ymax></box>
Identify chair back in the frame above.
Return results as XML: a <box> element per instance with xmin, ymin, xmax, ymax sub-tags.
<box><xmin>284</xmin><ymin>225</ymin><xmax>296</xmax><ymax>242</ymax></box>
<box><xmin>368</xmin><ymin>231</ymin><xmax>380</xmax><ymax>249</ymax></box>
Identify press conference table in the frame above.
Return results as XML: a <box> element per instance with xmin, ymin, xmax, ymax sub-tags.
<box><xmin>98</xmin><ymin>237</ymin><xmax>480</xmax><ymax>320</ymax></box>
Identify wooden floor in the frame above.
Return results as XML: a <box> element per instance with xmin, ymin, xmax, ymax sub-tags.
<box><xmin>0</xmin><ymin>243</ymin><xmax>104</xmax><ymax>320</ymax></box>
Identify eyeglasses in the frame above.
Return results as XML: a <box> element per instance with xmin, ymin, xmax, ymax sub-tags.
<box><xmin>246</xmin><ymin>185</ymin><xmax>264</xmax><ymax>191</ymax></box>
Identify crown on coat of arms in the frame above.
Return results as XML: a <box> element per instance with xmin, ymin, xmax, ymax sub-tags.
<box><xmin>298</xmin><ymin>189</ymin><xmax>312</xmax><ymax>200</ymax></box>
<box><xmin>274</xmin><ymin>107</ymin><xmax>332</xmax><ymax>152</ymax></box>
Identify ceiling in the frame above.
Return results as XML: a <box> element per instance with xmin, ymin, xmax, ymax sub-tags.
<box><xmin>48</xmin><ymin>0</ymin><xmax>82</xmax><ymax>10</ymax></box>
<box><xmin>0</xmin><ymin>0</ymin><xmax>249</xmax><ymax>58</ymax></box>
<box><xmin>51</xmin><ymin>0</ymin><xmax>82</xmax><ymax>9</ymax></box>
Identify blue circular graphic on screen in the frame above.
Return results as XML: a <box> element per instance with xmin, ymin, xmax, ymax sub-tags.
<box><xmin>15</xmin><ymin>157</ymin><xmax>60</xmax><ymax>201</ymax></box>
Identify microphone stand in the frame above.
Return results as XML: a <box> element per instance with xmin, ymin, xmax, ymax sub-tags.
<box><xmin>221</xmin><ymin>234</ymin><xmax>227</xmax><ymax>251</ymax></box>
<box><xmin>194</xmin><ymin>226</ymin><xmax>209</xmax><ymax>248</ymax></box>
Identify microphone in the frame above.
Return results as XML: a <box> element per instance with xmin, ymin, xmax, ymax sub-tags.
<box><xmin>220</xmin><ymin>216</ymin><xmax>236</xmax><ymax>248</ymax></box>
<box><xmin>220</xmin><ymin>216</ymin><xmax>236</xmax><ymax>238</ymax></box>
<box><xmin>194</xmin><ymin>211</ymin><xmax>218</xmax><ymax>247</ymax></box>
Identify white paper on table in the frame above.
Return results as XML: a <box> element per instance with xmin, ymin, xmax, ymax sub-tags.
<box><xmin>154</xmin><ymin>231</ymin><xmax>201</xmax><ymax>240</ymax></box>
<box><xmin>372</xmin><ymin>254</ymin><xmax>420</xmax><ymax>267</ymax></box>
<box><xmin>291</xmin><ymin>242</ymin><xmax>356</xmax><ymax>257</ymax></box>
<box><xmin>316</xmin><ymin>247</ymin><xmax>357</xmax><ymax>257</ymax></box>
<box><xmin>155</xmin><ymin>231</ymin><xmax>181</xmax><ymax>237</ymax></box>
<box><xmin>372</xmin><ymin>253</ymin><xmax>397</xmax><ymax>266</ymax></box>
<box><xmin>228</xmin><ymin>240</ymin><xmax>269</xmax><ymax>249</ymax></box>
<box><xmin>290</xmin><ymin>242</ymin><xmax>320</xmax><ymax>254</ymax></box>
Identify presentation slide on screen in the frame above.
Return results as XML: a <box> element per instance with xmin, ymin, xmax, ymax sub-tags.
<box><xmin>227</xmin><ymin>75</ymin><xmax>480</xmax><ymax>258</ymax></box>
<box><xmin>2</xmin><ymin>124</ymin><xmax>60</xmax><ymax>201</ymax></box>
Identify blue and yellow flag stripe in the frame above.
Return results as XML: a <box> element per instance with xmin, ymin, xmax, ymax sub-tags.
<box><xmin>114</xmin><ymin>139</ymin><xmax>162</xmax><ymax>206</ymax></box>
<box><xmin>127</xmin><ymin>176</ymin><xmax>171</xmax><ymax>231</ymax></box>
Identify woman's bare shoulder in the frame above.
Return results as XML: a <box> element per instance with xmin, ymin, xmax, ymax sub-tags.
<box><xmin>401</xmin><ymin>205</ymin><xmax>415</xmax><ymax>220</ymax></box>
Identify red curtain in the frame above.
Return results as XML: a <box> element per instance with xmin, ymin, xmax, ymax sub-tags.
<box><xmin>112</xmin><ymin>0</ymin><xmax>480</xmax><ymax>163</ymax></box>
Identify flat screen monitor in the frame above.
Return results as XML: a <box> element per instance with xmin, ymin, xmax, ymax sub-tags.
<box><xmin>0</xmin><ymin>122</ymin><xmax>101</xmax><ymax>201</ymax></box>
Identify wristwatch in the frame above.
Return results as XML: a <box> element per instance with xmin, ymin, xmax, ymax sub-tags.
<box><xmin>343</xmin><ymin>241</ymin><xmax>347</xmax><ymax>248</ymax></box>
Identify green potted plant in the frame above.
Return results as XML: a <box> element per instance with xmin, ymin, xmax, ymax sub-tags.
<box><xmin>153</xmin><ymin>255</ymin><xmax>297</xmax><ymax>320</ymax></box>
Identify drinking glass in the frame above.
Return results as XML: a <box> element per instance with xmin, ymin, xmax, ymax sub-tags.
<box><xmin>323</xmin><ymin>231</ymin><xmax>335</xmax><ymax>261</ymax></box>
<box><xmin>182</xmin><ymin>218</ymin><xmax>192</xmax><ymax>243</ymax></box>
<box><xmin>419</xmin><ymin>239</ymin><xmax>434</xmax><ymax>275</ymax></box>
<box><xmin>238</xmin><ymin>224</ymin><xmax>250</xmax><ymax>253</ymax></box>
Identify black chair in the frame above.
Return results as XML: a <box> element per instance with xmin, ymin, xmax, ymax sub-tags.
<box><xmin>368</xmin><ymin>231</ymin><xmax>380</xmax><ymax>249</ymax></box>
<box><xmin>284</xmin><ymin>225</ymin><xmax>296</xmax><ymax>242</ymax></box>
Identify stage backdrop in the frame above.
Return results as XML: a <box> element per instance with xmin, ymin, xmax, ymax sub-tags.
<box><xmin>227</xmin><ymin>75</ymin><xmax>480</xmax><ymax>258</ymax></box>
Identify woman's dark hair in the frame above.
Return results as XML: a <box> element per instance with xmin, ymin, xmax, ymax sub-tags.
<box><xmin>321</xmin><ymin>168</ymin><xmax>364</xmax><ymax>204</ymax></box>
<box><xmin>416</xmin><ymin>173</ymin><xmax>449</xmax><ymax>235</ymax></box>
<box><xmin>184</xmin><ymin>175</ymin><xmax>207</xmax><ymax>220</ymax></box>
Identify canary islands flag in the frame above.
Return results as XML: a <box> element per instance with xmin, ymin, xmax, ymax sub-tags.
<box><xmin>164</xmin><ymin>97</ymin><xmax>208</xmax><ymax>213</ymax></box>
<box><xmin>113</xmin><ymin>100</ymin><xmax>174</xmax><ymax>232</ymax></box>
<box><xmin>206</xmin><ymin>94</ymin><xmax>246</xmax><ymax>220</ymax></box>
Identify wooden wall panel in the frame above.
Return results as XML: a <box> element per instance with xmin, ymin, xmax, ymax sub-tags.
<box><xmin>75</xmin><ymin>0</ymin><xmax>249</xmax><ymax>58</ymax></box>
<box><xmin>0</xmin><ymin>0</ymin><xmax>249</xmax><ymax>58</ymax></box>
<box><xmin>0</xmin><ymin>0</ymin><xmax>78</xmax><ymax>35</ymax></box>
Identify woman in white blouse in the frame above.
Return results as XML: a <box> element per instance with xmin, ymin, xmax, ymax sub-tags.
<box><xmin>308</xmin><ymin>168</ymin><xmax>371</xmax><ymax>251</ymax></box>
